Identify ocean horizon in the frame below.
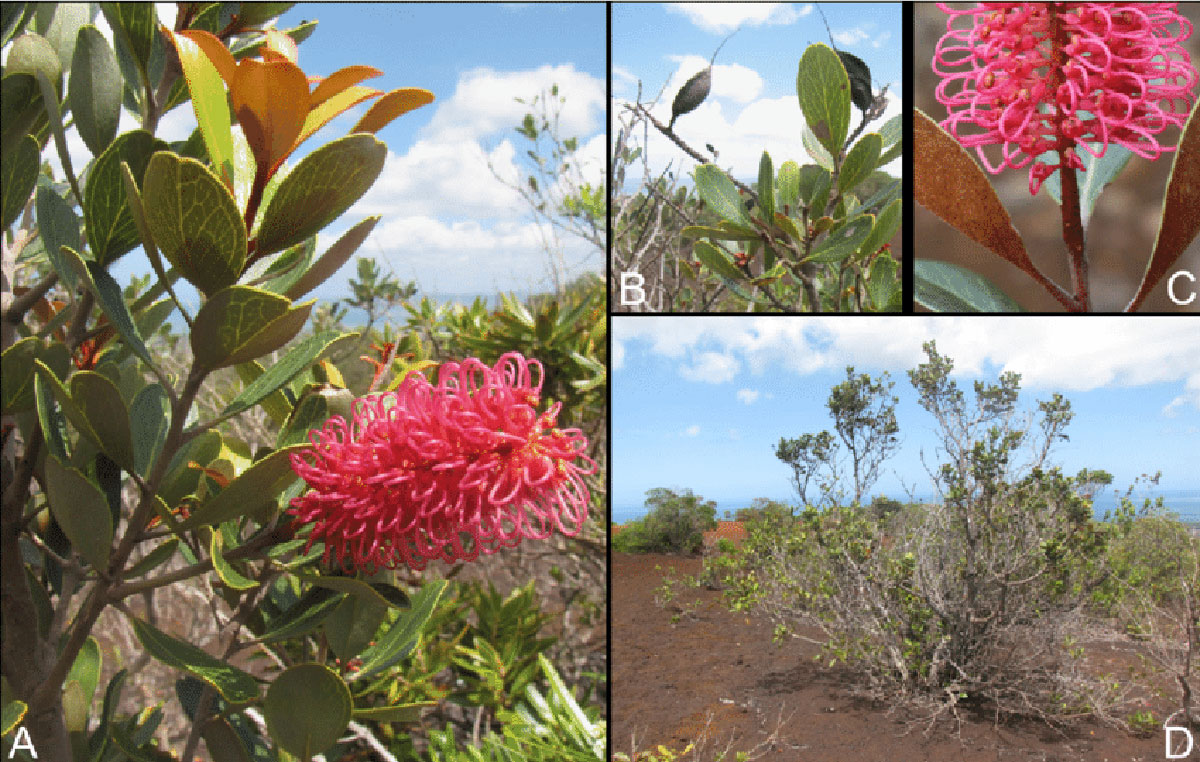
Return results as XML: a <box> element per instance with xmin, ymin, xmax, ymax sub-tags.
<box><xmin>611</xmin><ymin>488</ymin><xmax>1200</xmax><ymax>526</ymax></box>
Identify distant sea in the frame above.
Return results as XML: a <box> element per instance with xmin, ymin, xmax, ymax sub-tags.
<box><xmin>611</xmin><ymin>489</ymin><xmax>1200</xmax><ymax>526</ymax></box>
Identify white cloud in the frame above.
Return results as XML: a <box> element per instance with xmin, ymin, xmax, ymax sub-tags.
<box><xmin>668</xmin><ymin>3</ymin><xmax>811</xmax><ymax>34</ymax></box>
<box><xmin>736</xmin><ymin>388</ymin><xmax>760</xmax><ymax>405</ymax></box>
<box><xmin>833</xmin><ymin>28</ymin><xmax>870</xmax><ymax>47</ymax></box>
<box><xmin>613</xmin><ymin>317</ymin><xmax>1200</xmax><ymax>414</ymax></box>
<box><xmin>683</xmin><ymin>424</ymin><xmax>701</xmax><ymax>437</ymax></box>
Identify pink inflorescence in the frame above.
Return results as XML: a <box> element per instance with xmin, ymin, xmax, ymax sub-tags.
<box><xmin>933</xmin><ymin>3</ymin><xmax>1197</xmax><ymax>194</ymax></box>
<box><xmin>288</xmin><ymin>352</ymin><xmax>594</xmax><ymax>571</ymax></box>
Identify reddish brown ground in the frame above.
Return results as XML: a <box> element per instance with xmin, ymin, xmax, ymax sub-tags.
<box><xmin>612</xmin><ymin>552</ymin><xmax>1178</xmax><ymax>762</ymax></box>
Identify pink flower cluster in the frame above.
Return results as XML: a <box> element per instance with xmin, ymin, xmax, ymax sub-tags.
<box><xmin>933</xmin><ymin>3</ymin><xmax>1197</xmax><ymax>194</ymax></box>
<box><xmin>288</xmin><ymin>353</ymin><xmax>593</xmax><ymax>571</ymax></box>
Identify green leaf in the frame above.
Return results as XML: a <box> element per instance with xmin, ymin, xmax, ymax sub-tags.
<box><xmin>130</xmin><ymin>384</ymin><xmax>169</xmax><ymax>477</ymax></box>
<box><xmin>129</xmin><ymin>617</ymin><xmax>259</xmax><ymax>704</ymax></box>
<box><xmin>796</xmin><ymin>43</ymin><xmax>850</xmax><ymax>159</ymax></box>
<box><xmin>191</xmin><ymin>286</ymin><xmax>313</xmax><ymax>370</ymax></box>
<box><xmin>166</xmin><ymin>28</ymin><xmax>234</xmax><ymax>188</ymax></box>
<box><xmin>157</xmin><ymin>430</ymin><xmax>221</xmax><ymax>508</ymax></box>
<box><xmin>58</xmin><ymin>245</ymin><xmax>157</xmax><ymax>370</ymax></box>
<box><xmin>838</xmin><ymin>133</ymin><xmax>882</xmax><ymax>193</ymax></box>
<box><xmin>33</xmin><ymin>360</ymin><xmax>82</xmax><ymax>460</ymax></box>
<box><xmin>142</xmin><ymin>151</ymin><xmax>247</xmax><ymax>296</ymax></box>
<box><xmin>693</xmin><ymin>240</ymin><xmax>744</xmax><ymax>281</ymax></box>
<box><xmin>693</xmin><ymin>164</ymin><xmax>752</xmax><ymax>229</ymax></box>
<box><xmin>354</xmin><ymin>580</ymin><xmax>449</xmax><ymax>682</ymax></box>
<box><xmin>351</xmin><ymin>702</ymin><xmax>433</xmax><ymax>724</ymax></box>
<box><xmin>255</xmin><ymin>134</ymin><xmax>388</xmax><ymax>257</ymax></box>
<box><xmin>35</xmin><ymin>184</ymin><xmax>81</xmax><ymax>289</ymax></box>
<box><xmin>6</xmin><ymin>32</ymin><xmax>63</xmax><ymax>87</ymax></box>
<box><xmin>84</xmin><ymin>129</ymin><xmax>163</xmax><ymax>264</ymax></box>
<box><xmin>276</xmin><ymin>384</ymin><xmax>352</xmax><ymax>449</ymax></box>
<box><xmin>757</xmin><ymin>151</ymin><xmax>775</xmax><ymax>220</ymax></box>
<box><xmin>235</xmin><ymin>361</ymin><xmax>293</xmax><ymax>426</ymax></box>
<box><xmin>125</xmin><ymin>538</ymin><xmax>179</xmax><ymax>579</ymax></box>
<box><xmin>65</xmin><ymin>637</ymin><xmax>102</xmax><ymax>719</ymax></box>
<box><xmin>45</xmin><ymin>455</ymin><xmax>113</xmax><ymax>570</ymax></box>
<box><xmin>2</xmin><ymin>133</ymin><xmax>39</xmax><ymax>230</ymax></box>
<box><xmin>218</xmin><ymin>331</ymin><xmax>358</xmax><ymax>421</ymax></box>
<box><xmin>2</xmin><ymin>701</ymin><xmax>27</xmax><ymax>736</ymax></box>
<box><xmin>805</xmin><ymin>214</ymin><xmax>875</xmax><ymax>264</ymax></box>
<box><xmin>210</xmin><ymin>523</ymin><xmax>258</xmax><ymax>590</ymax></box>
<box><xmin>1</xmin><ymin>4</ymin><xmax>32</xmax><ymax>48</ymax></box>
<box><xmin>178</xmin><ymin>445</ymin><xmax>305</xmax><ymax>530</ymax></box>
<box><xmin>867</xmin><ymin>254</ymin><xmax>900</xmax><ymax>312</ymax></box>
<box><xmin>69</xmin><ymin>25</ymin><xmax>121</xmax><ymax>157</ymax></box>
<box><xmin>34</xmin><ymin>3</ymin><xmax>93</xmax><ymax>73</ymax></box>
<box><xmin>1</xmin><ymin>337</ymin><xmax>39</xmax><ymax>415</ymax></box>
<box><xmin>259</xmin><ymin>587</ymin><xmax>343</xmax><ymax>642</ymax></box>
<box><xmin>70</xmin><ymin>371</ymin><xmax>135</xmax><ymax>471</ymax></box>
<box><xmin>297</xmin><ymin>573</ymin><xmax>409</xmax><ymax>611</ymax></box>
<box><xmin>857</xmin><ymin>198</ymin><xmax>902</xmax><ymax>258</ymax></box>
<box><xmin>879</xmin><ymin>114</ymin><xmax>901</xmax><ymax>147</ymax></box>
<box><xmin>1041</xmin><ymin>143</ymin><xmax>1132</xmax><ymax>231</ymax></box>
<box><xmin>102</xmin><ymin>3</ymin><xmax>155</xmax><ymax>71</ymax></box>
<box><xmin>775</xmin><ymin>160</ymin><xmax>800</xmax><ymax>212</ymax></box>
<box><xmin>802</xmin><ymin>125</ymin><xmax>835</xmax><ymax>171</ymax></box>
<box><xmin>283</xmin><ymin>215</ymin><xmax>379</xmax><ymax>300</ymax></box>
<box><xmin>915</xmin><ymin>259</ymin><xmax>1024</xmax><ymax>313</ymax></box>
<box><xmin>236</xmin><ymin>3</ymin><xmax>297</xmax><ymax>26</ymax></box>
<box><xmin>323</xmin><ymin>595</ymin><xmax>387</xmax><ymax>662</ymax></box>
<box><xmin>679</xmin><ymin>225</ymin><xmax>758</xmax><ymax>242</ymax></box>
<box><xmin>264</xmin><ymin>664</ymin><xmax>351</xmax><ymax>759</ymax></box>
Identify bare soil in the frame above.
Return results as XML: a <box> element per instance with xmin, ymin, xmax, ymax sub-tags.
<box><xmin>612</xmin><ymin>552</ymin><xmax>1179</xmax><ymax>762</ymax></box>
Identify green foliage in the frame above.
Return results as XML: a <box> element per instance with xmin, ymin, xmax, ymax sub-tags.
<box><xmin>613</xmin><ymin>488</ymin><xmax>717</xmax><ymax>555</ymax></box>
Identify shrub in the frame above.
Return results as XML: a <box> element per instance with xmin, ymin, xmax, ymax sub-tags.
<box><xmin>611</xmin><ymin>488</ymin><xmax>717</xmax><ymax>555</ymax></box>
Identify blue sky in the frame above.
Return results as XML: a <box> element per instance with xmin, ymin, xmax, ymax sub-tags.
<box><xmin>612</xmin><ymin>2</ymin><xmax>903</xmax><ymax>186</ymax></box>
<box><xmin>613</xmin><ymin>317</ymin><xmax>1200</xmax><ymax>521</ymax></box>
<box><xmin>35</xmin><ymin>3</ymin><xmax>606</xmax><ymax>310</ymax></box>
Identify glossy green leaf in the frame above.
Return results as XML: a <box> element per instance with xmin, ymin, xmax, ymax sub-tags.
<box><xmin>35</xmin><ymin>184</ymin><xmax>81</xmax><ymax>289</ymax></box>
<box><xmin>65</xmin><ymin>636</ymin><xmax>102</xmax><ymax>719</ymax></box>
<box><xmin>71</xmin><ymin>371</ymin><xmax>135</xmax><ymax>471</ymax></box>
<box><xmin>1</xmin><ymin>4</ymin><xmax>32</xmax><ymax>47</ymax></box>
<box><xmin>191</xmin><ymin>286</ymin><xmax>314</xmax><ymax>370</ymax></box>
<box><xmin>283</xmin><ymin>215</ymin><xmax>379</xmax><ymax>300</ymax></box>
<box><xmin>235</xmin><ymin>361</ymin><xmax>293</xmax><ymax>426</ymax></box>
<box><xmin>868</xmin><ymin>254</ymin><xmax>900</xmax><ymax>312</ymax></box>
<box><xmin>130</xmin><ymin>383</ymin><xmax>169</xmax><ymax>477</ymax></box>
<box><xmin>255</xmin><ymin>134</ymin><xmax>387</xmax><ymax>257</ymax></box>
<box><xmin>130</xmin><ymin>617</ymin><xmax>258</xmax><ymax>704</ymax></box>
<box><xmin>693</xmin><ymin>164</ymin><xmax>752</xmax><ymax>229</ymax></box>
<box><xmin>264</xmin><ymin>664</ymin><xmax>350</xmax><ymax>759</ymax></box>
<box><xmin>166</xmin><ymin>29</ymin><xmax>234</xmax><ymax>188</ymax></box>
<box><xmin>101</xmin><ymin>3</ymin><xmax>155</xmax><ymax>71</ymax></box>
<box><xmin>805</xmin><ymin>214</ymin><xmax>875</xmax><ymax>264</ymax></box>
<box><xmin>915</xmin><ymin>259</ymin><xmax>1024</xmax><ymax>313</ymax></box>
<box><xmin>69</xmin><ymin>25</ymin><xmax>121</xmax><ymax>157</ymax></box>
<box><xmin>142</xmin><ymin>151</ymin><xmax>247</xmax><ymax>296</ymax></box>
<box><xmin>58</xmin><ymin>245</ymin><xmax>157</xmax><ymax>370</ymax></box>
<box><xmin>120</xmin><ymin>161</ymin><xmax>193</xmax><ymax>328</ymax></box>
<box><xmin>125</xmin><ymin>538</ymin><xmax>179</xmax><ymax>579</ymax></box>
<box><xmin>323</xmin><ymin>594</ymin><xmax>387</xmax><ymax>662</ymax></box>
<box><xmin>34</xmin><ymin>68</ymin><xmax>83</xmax><ymax>209</ymax></box>
<box><xmin>2</xmin><ymin>134</ymin><xmax>39</xmax><ymax>230</ymax></box>
<box><xmin>178</xmin><ymin>445</ymin><xmax>305</xmax><ymax>530</ymax></box>
<box><xmin>200</xmin><ymin>717</ymin><xmax>253</xmax><ymax>762</ymax></box>
<box><xmin>218</xmin><ymin>331</ymin><xmax>358</xmax><ymax>421</ymax></box>
<box><xmin>158</xmin><ymin>430</ymin><xmax>221</xmax><ymax>508</ymax></box>
<box><xmin>857</xmin><ymin>198</ymin><xmax>902</xmax><ymax>258</ymax></box>
<box><xmin>775</xmin><ymin>160</ymin><xmax>800</xmax><ymax>212</ymax></box>
<box><xmin>351</xmin><ymin>702</ymin><xmax>433</xmax><ymax>723</ymax></box>
<box><xmin>259</xmin><ymin>587</ymin><xmax>343</xmax><ymax>642</ymax></box>
<box><xmin>236</xmin><ymin>3</ymin><xmax>297</xmax><ymax>26</ymax></box>
<box><xmin>2</xmin><ymin>73</ymin><xmax>45</xmax><ymax>164</ymax></box>
<box><xmin>84</xmin><ymin>129</ymin><xmax>163</xmax><ymax>264</ymax></box>
<box><xmin>838</xmin><ymin>132</ymin><xmax>881</xmax><ymax>193</ymax></box>
<box><xmin>679</xmin><ymin>224</ymin><xmax>758</xmax><ymax>242</ymax></box>
<box><xmin>34</xmin><ymin>3</ymin><xmax>92</xmax><ymax>73</ymax></box>
<box><xmin>276</xmin><ymin>384</ymin><xmax>352</xmax><ymax>449</ymax></box>
<box><xmin>6</xmin><ymin>32</ymin><xmax>62</xmax><ymax>86</ymax></box>
<box><xmin>1</xmin><ymin>337</ymin><xmax>39</xmax><ymax>414</ymax></box>
<box><xmin>757</xmin><ymin>151</ymin><xmax>775</xmax><ymax>220</ymax></box>
<box><xmin>298</xmin><ymin>573</ymin><xmax>409</xmax><ymax>611</ymax></box>
<box><xmin>45</xmin><ymin>455</ymin><xmax>113</xmax><ymax>570</ymax></box>
<box><xmin>1</xmin><ymin>701</ymin><xmax>27</xmax><ymax>736</ymax></box>
<box><xmin>693</xmin><ymin>240</ymin><xmax>744</xmax><ymax>281</ymax></box>
<box><xmin>354</xmin><ymin>580</ymin><xmax>449</xmax><ymax>682</ymax></box>
<box><xmin>210</xmin><ymin>523</ymin><xmax>258</xmax><ymax>590</ymax></box>
<box><xmin>32</xmin><ymin>360</ymin><xmax>86</xmax><ymax>459</ymax></box>
<box><xmin>796</xmin><ymin>43</ymin><xmax>850</xmax><ymax>159</ymax></box>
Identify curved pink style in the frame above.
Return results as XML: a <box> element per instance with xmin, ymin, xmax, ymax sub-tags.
<box><xmin>933</xmin><ymin>2</ymin><xmax>1197</xmax><ymax>194</ymax></box>
<box><xmin>288</xmin><ymin>353</ymin><xmax>594</xmax><ymax>571</ymax></box>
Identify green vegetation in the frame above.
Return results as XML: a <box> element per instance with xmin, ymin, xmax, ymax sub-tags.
<box><xmin>612</xmin><ymin>488</ymin><xmax>718</xmax><ymax>555</ymax></box>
